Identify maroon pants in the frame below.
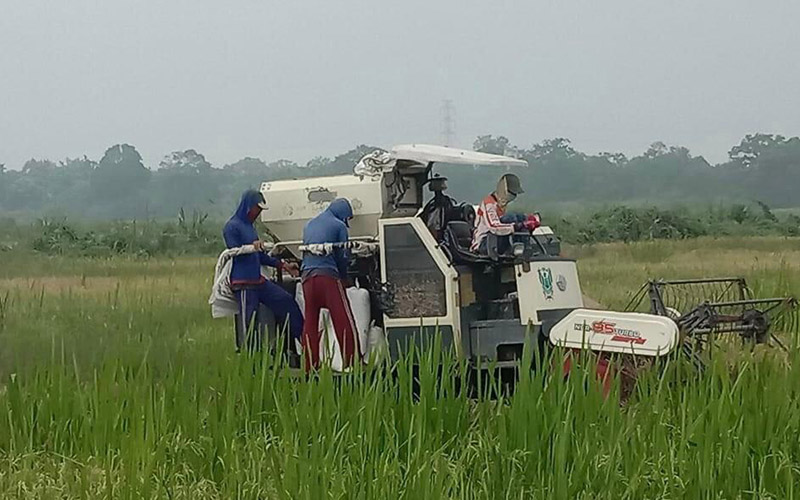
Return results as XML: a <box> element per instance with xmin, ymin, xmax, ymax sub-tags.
<box><xmin>301</xmin><ymin>275</ymin><xmax>361</xmax><ymax>372</ymax></box>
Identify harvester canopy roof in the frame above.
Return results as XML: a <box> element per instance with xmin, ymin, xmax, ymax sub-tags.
<box><xmin>390</xmin><ymin>144</ymin><xmax>528</xmax><ymax>169</ymax></box>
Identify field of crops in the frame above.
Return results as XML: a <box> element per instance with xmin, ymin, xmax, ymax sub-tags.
<box><xmin>1</xmin><ymin>237</ymin><xmax>800</xmax><ymax>498</ymax></box>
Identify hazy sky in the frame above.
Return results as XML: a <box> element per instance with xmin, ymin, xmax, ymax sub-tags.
<box><xmin>1</xmin><ymin>0</ymin><xmax>798</xmax><ymax>169</ymax></box>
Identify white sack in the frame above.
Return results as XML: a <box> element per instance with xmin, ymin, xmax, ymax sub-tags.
<box><xmin>209</xmin><ymin>245</ymin><xmax>263</xmax><ymax>319</ymax></box>
<box><xmin>366</xmin><ymin>323</ymin><xmax>387</xmax><ymax>364</ymax></box>
<box><xmin>346</xmin><ymin>286</ymin><xmax>371</xmax><ymax>358</ymax></box>
<box><xmin>295</xmin><ymin>282</ymin><xmax>373</xmax><ymax>371</ymax></box>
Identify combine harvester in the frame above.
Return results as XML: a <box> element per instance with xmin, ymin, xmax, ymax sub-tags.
<box><xmin>248</xmin><ymin>144</ymin><xmax>797</xmax><ymax>382</ymax></box>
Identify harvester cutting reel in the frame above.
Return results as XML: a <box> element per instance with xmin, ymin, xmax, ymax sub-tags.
<box><xmin>546</xmin><ymin>278</ymin><xmax>797</xmax><ymax>400</ymax></box>
<box><xmin>625</xmin><ymin>277</ymin><xmax>799</xmax><ymax>363</ymax></box>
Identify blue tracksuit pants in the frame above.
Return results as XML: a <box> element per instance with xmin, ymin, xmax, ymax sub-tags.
<box><xmin>235</xmin><ymin>281</ymin><xmax>303</xmax><ymax>351</ymax></box>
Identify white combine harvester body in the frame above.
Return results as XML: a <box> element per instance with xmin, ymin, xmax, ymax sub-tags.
<box><xmin>259</xmin><ymin>144</ymin><xmax>679</xmax><ymax>367</ymax></box>
<box><xmin>259</xmin><ymin>144</ymin><xmax>526</xmax><ymax>253</ymax></box>
<box><xmin>260</xmin><ymin>174</ymin><xmax>385</xmax><ymax>255</ymax></box>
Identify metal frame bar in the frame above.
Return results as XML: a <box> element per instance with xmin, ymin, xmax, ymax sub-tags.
<box><xmin>651</xmin><ymin>277</ymin><xmax>746</xmax><ymax>286</ymax></box>
<box><xmin>706</xmin><ymin>298</ymin><xmax>793</xmax><ymax>309</ymax></box>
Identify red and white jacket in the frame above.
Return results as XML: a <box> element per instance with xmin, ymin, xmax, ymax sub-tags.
<box><xmin>471</xmin><ymin>194</ymin><xmax>515</xmax><ymax>252</ymax></box>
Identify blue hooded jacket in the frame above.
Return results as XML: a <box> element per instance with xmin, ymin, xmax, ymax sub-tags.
<box><xmin>223</xmin><ymin>189</ymin><xmax>281</xmax><ymax>287</ymax></box>
<box><xmin>301</xmin><ymin>198</ymin><xmax>353</xmax><ymax>280</ymax></box>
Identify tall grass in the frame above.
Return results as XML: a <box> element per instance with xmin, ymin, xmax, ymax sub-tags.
<box><xmin>0</xmin><ymin>237</ymin><xmax>799</xmax><ymax>498</ymax></box>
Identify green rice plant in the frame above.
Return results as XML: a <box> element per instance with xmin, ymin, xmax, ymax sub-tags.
<box><xmin>0</xmin><ymin>237</ymin><xmax>799</xmax><ymax>498</ymax></box>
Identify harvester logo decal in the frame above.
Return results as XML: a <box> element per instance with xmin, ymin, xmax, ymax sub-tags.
<box><xmin>538</xmin><ymin>267</ymin><xmax>554</xmax><ymax>300</ymax></box>
<box><xmin>573</xmin><ymin>321</ymin><xmax>647</xmax><ymax>345</ymax></box>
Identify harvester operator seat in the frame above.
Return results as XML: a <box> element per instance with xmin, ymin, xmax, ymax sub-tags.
<box><xmin>446</xmin><ymin>221</ymin><xmax>474</xmax><ymax>250</ymax></box>
<box><xmin>443</xmin><ymin>220</ymin><xmax>493</xmax><ymax>265</ymax></box>
<box><xmin>420</xmin><ymin>174</ymin><xmax>458</xmax><ymax>241</ymax></box>
<box><xmin>420</xmin><ymin>174</ymin><xmax>476</xmax><ymax>241</ymax></box>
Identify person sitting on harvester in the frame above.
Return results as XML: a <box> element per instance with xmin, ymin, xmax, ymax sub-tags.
<box><xmin>300</xmin><ymin>198</ymin><xmax>362</xmax><ymax>372</ymax></box>
<box><xmin>471</xmin><ymin>173</ymin><xmax>540</xmax><ymax>256</ymax></box>
<box><xmin>223</xmin><ymin>189</ymin><xmax>303</xmax><ymax>352</ymax></box>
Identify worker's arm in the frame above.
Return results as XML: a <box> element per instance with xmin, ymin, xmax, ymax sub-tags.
<box><xmin>484</xmin><ymin>200</ymin><xmax>516</xmax><ymax>236</ymax></box>
<box><xmin>251</xmin><ymin>240</ymin><xmax>282</xmax><ymax>269</ymax></box>
<box><xmin>258</xmin><ymin>251</ymin><xmax>282</xmax><ymax>269</ymax></box>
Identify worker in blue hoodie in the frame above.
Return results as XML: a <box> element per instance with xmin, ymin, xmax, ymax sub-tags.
<box><xmin>300</xmin><ymin>198</ymin><xmax>361</xmax><ymax>371</ymax></box>
<box><xmin>223</xmin><ymin>189</ymin><xmax>303</xmax><ymax>352</ymax></box>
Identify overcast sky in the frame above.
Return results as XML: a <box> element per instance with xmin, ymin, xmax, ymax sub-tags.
<box><xmin>1</xmin><ymin>0</ymin><xmax>798</xmax><ymax>169</ymax></box>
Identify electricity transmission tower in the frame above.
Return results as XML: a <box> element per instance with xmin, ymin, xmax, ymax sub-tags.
<box><xmin>440</xmin><ymin>99</ymin><xmax>456</xmax><ymax>147</ymax></box>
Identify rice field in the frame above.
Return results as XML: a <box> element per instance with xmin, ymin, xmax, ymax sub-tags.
<box><xmin>1</xmin><ymin>237</ymin><xmax>800</xmax><ymax>498</ymax></box>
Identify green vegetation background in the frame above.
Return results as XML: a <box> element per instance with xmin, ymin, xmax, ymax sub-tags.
<box><xmin>2</xmin><ymin>133</ymin><xmax>800</xmax><ymax>220</ymax></box>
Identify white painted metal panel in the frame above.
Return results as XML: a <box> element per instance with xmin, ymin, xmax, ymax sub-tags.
<box><xmin>259</xmin><ymin>175</ymin><xmax>383</xmax><ymax>253</ymax></box>
<box><xmin>391</xmin><ymin>144</ymin><xmax>528</xmax><ymax>169</ymax></box>
<box><xmin>549</xmin><ymin>309</ymin><xmax>679</xmax><ymax>357</ymax></box>
<box><xmin>515</xmin><ymin>260</ymin><xmax>584</xmax><ymax>325</ymax></box>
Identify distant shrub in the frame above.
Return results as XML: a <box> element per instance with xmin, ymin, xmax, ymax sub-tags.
<box><xmin>548</xmin><ymin>203</ymin><xmax>798</xmax><ymax>244</ymax></box>
<box><xmin>29</xmin><ymin>209</ymin><xmax>223</xmax><ymax>257</ymax></box>
<box><xmin>6</xmin><ymin>203</ymin><xmax>799</xmax><ymax>257</ymax></box>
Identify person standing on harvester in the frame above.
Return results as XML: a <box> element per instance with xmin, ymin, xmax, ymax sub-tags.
<box><xmin>301</xmin><ymin>198</ymin><xmax>361</xmax><ymax>372</ymax></box>
<box><xmin>223</xmin><ymin>189</ymin><xmax>303</xmax><ymax>351</ymax></box>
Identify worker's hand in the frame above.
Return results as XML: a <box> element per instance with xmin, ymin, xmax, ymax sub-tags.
<box><xmin>282</xmin><ymin>260</ymin><xmax>300</xmax><ymax>278</ymax></box>
<box><xmin>523</xmin><ymin>214</ymin><xmax>541</xmax><ymax>232</ymax></box>
<box><xmin>268</xmin><ymin>243</ymin><xmax>283</xmax><ymax>256</ymax></box>
<box><xmin>252</xmin><ymin>240</ymin><xmax>266</xmax><ymax>252</ymax></box>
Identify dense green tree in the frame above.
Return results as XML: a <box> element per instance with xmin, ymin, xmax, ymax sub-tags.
<box><xmin>90</xmin><ymin>144</ymin><xmax>151</xmax><ymax>217</ymax></box>
<box><xmin>0</xmin><ymin>159</ymin><xmax>59</xmax><ymax>210</ymax></box>
<box><xmin>220</xmin><ymin>157</ymin><xmax>273</xmax><ymax>208</ymax></box>
<box><xmin>224</xmin><ymin>157</ymin><xmax>269</xmax><ymax>176</ymax></box>
<box><xmin>728</xmin><ymin>133</ymin><xmax>789</xmax><ymax>168</ymax></box>
<box><xmin>745</xmin><ymin>137</ymin><xmax>800</xmax><ymax>207</ymax></box>
<box><xmin>159</xmin><ymin>149</ymin><xmax>212</xmax><ymax>173</ymax></box>
<box><xmin>49</xmin><ymin>157</ymin><xmax>95</xmax><ymax>214</ymax></box>
<box><xmin>598</xmin><ymin>152</ymin><xmax>628</xmax><ymax>167</ymax></box>
<box><xmin>473</xmin><ymin>135</ymin><xmax>515</xmax><ymax>156</ymax></box>
<box><xmin>305</xmin><ymin>156</ymin><xmax>332</xmax><ymax>169</ymax></box>
<box><xmin>267</xmin><ymin>159</ymin><xmax>300</xmax><ymax>178</ymax></box>
<box><xmin>92</xmin><ymin>144</ymin><xmax>150</xmax><ymax>198</ymax></box>
<box><xmin>515</xmin><ymin>138</ymin><xmax>588</xmax><ymax>203</ymax></box>
<box><xmin>150</xmin><ymin>150</ymin><xmax>219</xmax><ymax>216</ymax></box>
<box><xmin>526</xmin><ymin>138</ymin><xmax>579</xmax><ymax>162</ymax></box>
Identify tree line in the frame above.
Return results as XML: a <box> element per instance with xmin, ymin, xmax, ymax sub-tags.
<box><xmin>458</xmin><ymin>133</ymin><xmax>800</xmax><ymax>210</ymax></box>
<box><xmin>1</xmin><ymin>133</ymin><xmax>799</xmax><ymax>220</ymax></box>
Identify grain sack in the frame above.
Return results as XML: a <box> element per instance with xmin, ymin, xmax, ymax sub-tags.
<box><xmin>366</xmin><ymin>323</ymin><xmax>387</xmax><ymax>364</ymax></box>
<box><xmin>346</xmin><ymin>286</ymin><xmax>371</xmax><ymax>358</ymax></box>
